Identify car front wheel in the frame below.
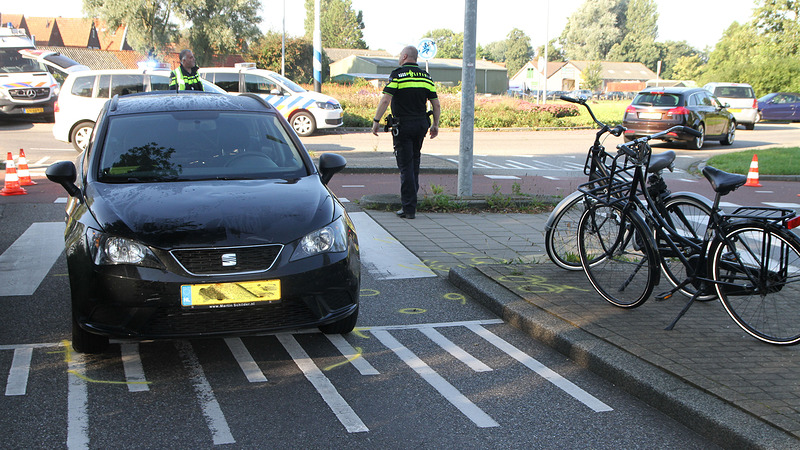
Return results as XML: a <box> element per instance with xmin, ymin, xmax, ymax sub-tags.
<box><xmin>688</xmin><ymin>123</ymin><xmax>705</xmax><ymax>150</ymax></box>
<box><xmin>721</xmin><ymin>121</ymin><xmax>736</xmax><ymax>145</ymax></box>
<box><xmin>71</xmin><ymin>121</ymin><xmax>95</xmax><ymax>152</ymax></box>
<box><xmin>291</xmin><ymin>111</ymin><xmax>316</xmax><ymax>137</ymax></box>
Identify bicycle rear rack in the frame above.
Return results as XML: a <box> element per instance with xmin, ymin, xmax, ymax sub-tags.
<box><xmin>724</xmin><ymin>206</ymin><xmax>795</xmax><ymax>226</ymax></box>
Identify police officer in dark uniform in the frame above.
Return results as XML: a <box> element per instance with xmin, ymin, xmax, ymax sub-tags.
<box><xmin>169</xmin><ymin>49</ymin><xmax>204</xmax><ymax>91</ymax></box>
<box><xmin>372</xmin><ymin>46</ymin><xmax>440</xmax><ymax>219</ymax></box>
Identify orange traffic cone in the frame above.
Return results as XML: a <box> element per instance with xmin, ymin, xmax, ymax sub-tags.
<box><xmin>16</xmin><ymin>149</ymin><xmax>36</xmax><ymax>186</ymax></box>
<box><xmin>1</xmin><ymin>152</ymin><xmax>28</xmax><ymax>196</ymax></box>
<box><xmin>744</xmin><ymin>154</ymin><xmax>762</xmax><ymax>187</ymax></box>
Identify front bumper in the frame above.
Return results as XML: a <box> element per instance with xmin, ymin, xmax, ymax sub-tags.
<box><xmin>71</xmin><ymin>251</ymin><xmax>360</xmax><ymax>339</ymax></box>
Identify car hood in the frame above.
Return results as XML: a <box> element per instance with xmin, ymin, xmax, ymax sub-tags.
<box><xmin>85</xmin><ymin>176</ymin><xmax>335</xmax><ymax>249</ymax></box>
<box><xmin>298</xmin><ymin>90</ymin><xmax>340</xmax><ymax>106</ymax></box>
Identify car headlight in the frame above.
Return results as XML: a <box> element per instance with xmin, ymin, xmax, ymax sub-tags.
<box><xmin>290</xmin><ymin>217</ymin><xmax>348</xmax><ymax>261</ymax></box>
<box><xmin>87</xmin><ymin>228</ymin><xmax>164</xmax><ymax>269</ymax></box>
<box><xmin>315</xmin><ymin>101</ymin><xmax>340</xmax><ymax>110</ymax></box>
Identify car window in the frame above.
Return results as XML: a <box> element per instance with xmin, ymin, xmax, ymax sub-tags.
<box><xmin>70</xmin><ymin>76</ymin><xmax>95</xmax><ymax>97</ymax></box>
<box><xmin>633</xmin><ymin>93</ymin><xmax>679</xmax><ymax>107</ymax></box>
<box><xmin>244</xmin><ymin>74</ymin><xmax>279</xmax><ymax>94</ymax></box>
<box><xmin>97</xmin><ymin>111</ymin><xmax>308</xmax><ymax>182</ymax></box>
<box><xmin>111</xmin><ymin>75</ymin><xmax>146</xmax><ymax>97</ymax></box>
<box><xmin>714</xmin><ymin>86</ymin><xmax>754</xmax><ymax>98</ymax></box>
<box><xmin>687</xmin><ymin>94</ymin><xmax>698</xmax><ymax>107</ymax></box>
<box><xmin>212</xmin><ymin>72</ymin><xmax>239</xmax><ymax>92</ymax></box>
<box><xmin>149</xmin><ymin>74</ymin><xmax>171</xmax><ymax>91</ymax></box>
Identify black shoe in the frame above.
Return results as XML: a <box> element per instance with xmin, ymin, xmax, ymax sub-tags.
<box><xmin>396</xmin><ymin>209</ymin><xmax>415</xmax><ymax>219</ymax></box>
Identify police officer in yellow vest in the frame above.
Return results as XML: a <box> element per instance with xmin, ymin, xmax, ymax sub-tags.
<box><xmin>169</xmin><ymin>49</ymin><xmax>204</xmax><ymax>91</ymax></box>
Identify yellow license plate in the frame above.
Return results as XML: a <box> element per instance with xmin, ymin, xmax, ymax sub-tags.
<box><xmin>639</xmin><ymin>112</ymin><xmax>662</xmax><ymax>119</ymax></box>
<box><xmin>181</xmin><ymin>280</ymin><xmax>281</xmax><ymax>308</ymax></box>
<box><xmin>24</xmin><ymin>107</ymin><xmax>44</xmax><ymax>114</ymax></box>
<box><xmin>728</xmin><ymin>108</ymin><xmax>741</xmax><ymax>113</ymax></box>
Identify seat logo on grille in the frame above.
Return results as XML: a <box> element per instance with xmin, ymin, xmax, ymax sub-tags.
<box><xmin>221</xmin><ymin>253</ymin><xmax>237</xmax><ymax>267</ymax></box>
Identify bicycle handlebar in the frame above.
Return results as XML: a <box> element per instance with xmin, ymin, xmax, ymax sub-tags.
<box><xmin>616</xmin><ymin>125</ymin><xmax>695</xmax><ymax>160</ymax></box>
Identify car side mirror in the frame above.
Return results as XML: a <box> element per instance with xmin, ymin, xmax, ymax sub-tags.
<box><xmin>46</xmin><ymin>160</ymin><xmax>82</xmax><ymax>199</ymax></box>
<box><xmin>270</xmin><ymin>88</ymin><xmax>282</xmax><ymax>95</ymax></box>
<box><xmin>318</xmin><ymin>153</ymin><xmax>346</xmax><ymax>185</ymax></box>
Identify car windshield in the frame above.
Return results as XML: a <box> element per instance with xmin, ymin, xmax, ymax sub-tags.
<box><xmin>0</xmin><ymin>49</ymin><xmax>47</xmax><ymax>73</ymax></box>
<box><xmin>97</xmin><ymin>111</ymin><xmax>309</xmax><ymax>182</ymax></box>
<box><xmin>633</xmin><ymin>92</ymin><xmax>680</xmax><ymax>107</ymax></box>
<box><xmin>269</xmin><ymin>72</ymin><xmax>306</xmax><ymax>93</ymax></box>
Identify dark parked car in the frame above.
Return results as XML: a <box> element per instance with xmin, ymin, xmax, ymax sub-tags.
<box><xmin>757</xmin><ymin>92</ymin><xmax>800</xmax><ymax>122</ymax></box>
<box><xmin>46</xmin><ymin>91</ymin><xmax>360</xmax><ymax>353</ymax></box>
<box><xmin>622</xmin><ymin>87</ymin><xmax>736</xmax><ymax>149</ymax></box>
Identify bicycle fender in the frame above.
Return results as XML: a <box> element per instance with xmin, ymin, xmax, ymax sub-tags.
<box><xmin>544</xmin><ymin>190</ymin><xmax>586</xmax><ymax>232</ymax></box>
<box><xmin>667</xmin><ymin>191</ymin><xmax>713</xmax><ymax>209</ymax></box>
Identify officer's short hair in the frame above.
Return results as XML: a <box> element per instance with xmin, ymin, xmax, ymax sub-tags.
<box><xmin>179</xmin><ymin>49</ymin><xmax>193</xmax><ymax>62</ymax></box>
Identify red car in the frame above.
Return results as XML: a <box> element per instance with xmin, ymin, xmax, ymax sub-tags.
<box><xmin>622</xmin><ymin>87</ymin><xmax>736</xmax><ymax>149</ymax></box>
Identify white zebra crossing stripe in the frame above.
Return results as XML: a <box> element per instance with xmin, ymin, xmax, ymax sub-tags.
<box><xmin>5</xmin><ymin>347</ymin><xmax>32</xmax><ymax>396</ymax></box>
<box><xmin>0</xmin><ymin>222</ymin><xmax>65</xmax><ymax>296</ymax></box>
<box><xmin>349</xmin><ymin>212</ymin><xmax>436</xmax><ymax>279</ymax></box>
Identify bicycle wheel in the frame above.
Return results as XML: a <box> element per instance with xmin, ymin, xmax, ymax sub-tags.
<box><xmin>711</xmin><ymin>223</ymin><xmax>800</xmax><ymax>345</ymax></box>
<box><xmin>657</xmin><ymin>195</ymin><xmax>714</xmax><ymax>300</ymax></box>
<box><xmin>545</xmin><ymin>192</ymin><xmax>590</xmax><ymax>270</ymax></box>
<box><xmin>578</xmin><ymin>203</ymin><xmax>659</xmax><ymax>308</ymax></box>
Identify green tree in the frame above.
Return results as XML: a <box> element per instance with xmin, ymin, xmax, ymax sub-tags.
<box><xmin>422</xmin><ymin>29</ymin><xmax>464</xmax><ymax>59</ymax></box>
<box><xmin>83</xmin><ymin>0</ymin><xmax>179</xmax><ymax>56</ymax></box>
<box><xmin>481</xmin><ymin>40</ymin><xmax>507</xmax><ymax>62</ymax></box>
<box><xmin>606</xmin><ymin>0</ymin><xmax>661</xmax><ymax>69</ymax></box>
<box><xmin>560</xmin><ymin>0</ymin><xmax>627</xmax><ymax>60</ymax></box>
<box><xmin>670</xmin><ymin>54</ymin><xmax>705</xmax><ymax>82</ymax></box>
<box><xmin>176</xmin><ymin>0</ymin><xmax>262</xmax><ymax>66</ymax></box>
<box><xmin>582</xmin><ymin>61</ymin><xmax>604</xmax><ymax>91</ymax></box>
<box><xmin>504</xmin><ymin>28</ymin><xmax>533</xmax><ymax>78</ymax></box>
<box><xmin>536</xmin><ymin>39</ymin><xmax>565</xmax><ymax>61</ymax></box>
<box><xmin>303</xmin><ymin>0</ymin><xmax>367</xmax><ymax>49</ymax></box>
<box><xmin>249</xmin><ymin>32</ymin><xmax>329</xmax><ymax>84</ymax></box>
<box><xmin>753</xmin><ymin>0</ymin><xmax>800</xmax><ymax>55</ymax></box>
<box><xmin>658</xmin><ymin>40</ymin><xmax>704</xmax><ymax>80</ymax></box>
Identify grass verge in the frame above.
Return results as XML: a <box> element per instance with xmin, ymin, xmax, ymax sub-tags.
<box><xmin>705</xmin><ymin>147</ymin><xmax>800</xmax><ymax>175</ymax></box>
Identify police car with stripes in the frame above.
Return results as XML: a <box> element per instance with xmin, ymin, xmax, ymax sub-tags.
<box><xmin>199</xmin><ymin>63</ymin><xmax>343</xmax><ymax>137</ymax></box>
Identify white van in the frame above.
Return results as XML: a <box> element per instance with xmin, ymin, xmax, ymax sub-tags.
<box><xmin>0</xmin><ymin>26</ymin><xmax>88</xmax><ymax>119</ymax></box>
<box><xmin>702</xmin><ymin>82</ymin><xmax>759</xmax><ymax>130</ymax></box>
<box><xmin>199</xmin><ymin>63</ymin><xmax>343</xmax><ymax>136</ymax></box>
<box><xmin>53</xmin><ymin>65</ymin><xmax>226</xmax><ymax>151</ymax></box>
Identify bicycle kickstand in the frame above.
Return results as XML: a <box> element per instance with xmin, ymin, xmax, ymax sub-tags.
<box><xmin>665</xmin><ymin>291</ymin><xmax>701</xmax><ymax>331</ymax></box>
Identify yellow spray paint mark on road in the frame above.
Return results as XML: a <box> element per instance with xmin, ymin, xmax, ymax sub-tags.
<box><xmin>399</xmin><ymin>308</ymin><xmax>427</xmax><ymax>314</ymax></box>
<box><xmin>360</xmin><ymin>289</ymin><xmax>380</xmax><ymax>297</ymax></box>
<box><xmin>352</xmin><ymin>328</ymin><xmax>371</xmax><ymax>339</ymax></box>
<box><xmin>444</xmin><ymin>292</ymin><xmax>466</xmax><ymax>305</ymax></box>
<box><xmin>323</xmin><ymin>346</ymin><xmax>365</xmax><ymax>371</ymax></box>
<box><xmin>53</xmin><ymin>340</ymin><xmax>151</xmax><ymax>387</ymax></box>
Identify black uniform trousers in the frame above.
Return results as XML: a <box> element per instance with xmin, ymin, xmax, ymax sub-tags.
<box><xmin>392</xmin><ymin>117</ymin><xmax>429</xmax><ymax>215</ymax></box>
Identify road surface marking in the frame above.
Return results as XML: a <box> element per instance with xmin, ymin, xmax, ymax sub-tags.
<box><xmin>225</xmin><ymin>338</ymin><xmax>268</xmax><ymax>383</ymax></box>
<box><xmin>419</xmin><ymin>326</ymin><xmax>492</xmax><ymax>372</ymax></box>
<box><xmin>5</xmin><ymin>347</ymin><xmax>32</xmax><ymax>396</ymax></box>
<box><xmin>277</xmin><ymin>333</ymin><xmax>369</xmax><ymax>433</ymax></box>
<box><xmin>350</xmin><ymin>212</ymin><xmax>436</xmax><ymax>279</ymax></box>
<box><xmin>0</xmin><ymin>222</ymin><xmax>66</xmax><ymax>296</ymax></box>
<box><xmin>120</xmin><ymin>343</ymin><xmax>150</xmax><ymax>392</ymax></box>
<box><xmin>371</xmin><ymin>329</ymin><xmax>499</xmax><ymax>428</ymax></box>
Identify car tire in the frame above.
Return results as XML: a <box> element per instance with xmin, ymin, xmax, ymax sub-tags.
<box><xmin>291</xmin><ymin>111</ymin><xmax>316</xmax><ymax>137</ymax></box>
<box><xmin>71</xmin><ymin>121</ymin><xmax>95</xmax><ymax>152</ymax></box>
<box><xmin>721</xmin><ymin>121</ymin><xmax>736</xmax><ymax>146</ymax></box>
<box><xmin>319</xmin><ymin>306</ymin><xmax>358</xmax><ymax>334</ymax></box>
<box><xmin>744</xmin><ymin>123</ymin><xmax>755</xmax><ymax>130</ymax></box>
<box><xmin>687</xmin><ymin>123</ymin><xmax>704</xmax><ymax>150</ymax></box>
<box><xmin>71</xmin><ymin>316</ymin><xmax>109</xmax><ymax>354</ymax></box>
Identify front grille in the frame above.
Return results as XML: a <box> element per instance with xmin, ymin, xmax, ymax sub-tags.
<box><xmin>171</xmin><ymin>244</ymin><xmax>283</xmax><ymax>275</ymax></box>
<box><xmin>9</xmin><ymin>87</ymin><xmax>50</xmax><ymax>100</ymax></box>
<box><xmin>142</xmin><ymin>301</ymin><xmax>318</xmax><ymax>335</ymax></box>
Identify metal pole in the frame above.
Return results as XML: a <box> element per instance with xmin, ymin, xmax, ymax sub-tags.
<box><xmin>313</xmin><ymin>0</ymin><xmax>322</xmax><ymax>92</ymax></box>
<box><xmin>281</xmin><ymin>0</ymin><xmax>285</xmax><ymax>76</ymax></box>
<box><xmin>458</xmin><ymin>0</ymin><xmax>477</xmax><ymax>197</ymax></box>
<box><xmin>543</xmin><ymin>0</ymin><xmax>549</xmax><ymax>104</ymax></box>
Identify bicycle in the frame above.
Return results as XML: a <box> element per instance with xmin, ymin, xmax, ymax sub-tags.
<box><xmin>576</xmin><ymin>126</ymin><xmax>800</xmax><ymax>344</ymax></box>
<box><xmin>545</xmin><ymin>96</ymin><xmax>713</xmax><ymax>299</ymax></box>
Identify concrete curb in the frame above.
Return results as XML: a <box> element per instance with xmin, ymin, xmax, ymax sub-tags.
<box><xmin>448</xmin><ymin>266</ymin><xmax>798</xmax><ymax>449</ymax></box>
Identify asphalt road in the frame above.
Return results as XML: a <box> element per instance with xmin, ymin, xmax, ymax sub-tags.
<box><xmin>0</xmin><ymin>121</ymin><xmax>729</xmax><ymax>448</ymax></box>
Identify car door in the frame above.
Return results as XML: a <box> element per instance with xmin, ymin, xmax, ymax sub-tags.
<box><xmin>765</xmin><ymin>94</ymin><xmax>800</xmax><ymax>121</ymax></box>
<box><xmin>700</xmin><ymin>92</ymin><xmax>725</xmax><ymax>135</ymax></box>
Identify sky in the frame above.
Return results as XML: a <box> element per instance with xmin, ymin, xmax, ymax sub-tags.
<box><xmin>7</xmin><ymin>0</ymin><xmax>758</xmax><ymax>55</ymax></box>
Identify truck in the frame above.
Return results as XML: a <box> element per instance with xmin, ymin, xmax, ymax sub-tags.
<box><xmin>0</xmin><ymin>25</ymin><xmax>87</xmax><ymax>119</ymax></box>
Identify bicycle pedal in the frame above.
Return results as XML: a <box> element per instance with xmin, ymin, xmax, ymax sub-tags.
<box><xmin>655</xmin><ymin>291</ymin><xmax>672</xmax><ymax>302</ymax></box>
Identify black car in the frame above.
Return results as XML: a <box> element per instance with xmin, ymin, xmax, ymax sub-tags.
<box><xmin>622</xmin><ymin>87</ymin><xmax>736</xmax><ymax>149</ymax></box>
<box><xmin>46</xmin><ymin>91</ymin><xmax>360</xmax><ymax>353</ymax></box>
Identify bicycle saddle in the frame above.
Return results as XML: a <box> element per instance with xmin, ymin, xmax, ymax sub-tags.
<box><xmin>648</xmin><ymin>150</ymin><xmax>675</xmax><ymax>173</ymax></box>
<box><xmin>702</xmin><ymin>165</ymin><xmax>747</xmax><ymax>196</ymax></box>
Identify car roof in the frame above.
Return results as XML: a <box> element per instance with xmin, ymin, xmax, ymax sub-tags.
<box><xmin>638</xmin><ymin>86</ymin><xmax>702</xmax><ymax>94</ymax></box>
<box><xmin>106</xmin><ymin>91</ymin><xmax>278</xmax><ymax>115</ymax></box>
<box><xmin>703</xmin><ymin>82</ymin><xmax>753</xmax><ymax>87</ymax></box>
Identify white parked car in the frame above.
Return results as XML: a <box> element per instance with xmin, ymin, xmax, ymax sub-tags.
<box><xmin>703</xmin><ymin>82</ymin><xmax>759</xmax><ymax>130</ymax></box>
<box><xmin>199</xmin><ymin>63</ymin><xmax>343</xmax><ymax>136</ymax></box>
<box><xmin>53</xmin><ymin>65</ymin><xmax>226</xmax><ymax>151</ymax></box>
